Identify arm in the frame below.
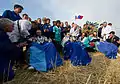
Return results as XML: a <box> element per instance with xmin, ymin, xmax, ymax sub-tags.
<box><xmin>0</xmin><ymin>36</ymin><xmax>20</xmax><ymax>60</ymax></box>
<box><xmin>21</xmin><ymin>21</ymin><xmax>31</xmax><ymax>38</ymax></box>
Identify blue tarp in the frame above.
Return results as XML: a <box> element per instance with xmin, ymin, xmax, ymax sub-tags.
<box><xmin>29</xmin><ymin>42</ymin><xmax>63</xmax><ymax>72</ymax></box>
<box><xmin>97</xmin><ymin>42</ymin><xmax>118</xmax><ymax>59</ymax></box>
<box><xmin>64</xmin><ymin>41</ymin><xmax>92</xmax><ymax>66</ymax></box>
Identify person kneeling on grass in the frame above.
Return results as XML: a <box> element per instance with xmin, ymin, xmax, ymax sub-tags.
<box><xmin>0</xmin><ymin>18</ymin><xmax>21</xmax><ymax>83</ymax></box>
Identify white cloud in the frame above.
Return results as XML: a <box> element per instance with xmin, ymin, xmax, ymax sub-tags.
<box><xmin>2</xmin><ymin>0</ymin><xmax>120</xmax><ymax>32</ymax></box>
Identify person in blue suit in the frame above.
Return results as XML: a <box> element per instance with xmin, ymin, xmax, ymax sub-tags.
<box><xmin>2</xmin><ymin>4</ymin><xmax>23</xmax><ymax>21</ymax></box>
<box><xmin>0</xmin><ymin>18</ymin><xmax>21</xmax><ymax>83</ymax></box>
<box><xmin>42</xmin><ymin>18</ymin><xmax>51</xmax><ymax>38</ymax></box>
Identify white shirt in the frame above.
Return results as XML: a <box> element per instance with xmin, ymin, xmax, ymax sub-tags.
<box><xmin>101</xmin><ymin>25</ymin><xmax>112</xmax><ymax>39</ymax></box>
<box><xmin>61</xmin><ymin>36</ymin><xmax>70</xmax><ymax>47</ymax></box>
<box><xmin>8</xmin><ymin>20</ymin><xmax>32</xmax><ymax>42</ymax></box>
<box><xmin>70</xmin><ymin>27</ymin><xmax>79</xmax><ymax>36</ymax></box>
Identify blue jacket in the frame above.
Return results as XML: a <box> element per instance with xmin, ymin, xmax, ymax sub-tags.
<box><xmin>43</xmin><ymin>24</ymin><xmax>51</xmax><ymax>38</ymax></box>
<box><xmin>2</xmin><ymin>10</ymin><xmax>21</xmax><ymax>21</ymax></box>
<box><xmin>0</xmin><ymin>28</ymin><xmax>21</xmax><ymax>81</ymax></box>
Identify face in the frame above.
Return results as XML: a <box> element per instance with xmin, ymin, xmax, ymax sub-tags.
<box><xmin>72</xmin><ymin>23</ymin><xmax>74</xmax><ymax>28</ymax></box>
<box><xmin>109</xmin><ymin>33</ymin><xmax>114</xmax><ymax>37</ymax></box>
<box><xmin>93</xmin><ymin>32</ymin><xmax>97</xmax><ymax>37</ymax></box>
<box><xmin>65</xmin><ymin>22</ymin><xmax>68</xmax><ymax>26</ymax></box>
<box><xmin>57</xmin><ymin>23</ymin><xmax>60</xmax><ymax>27</ymax></box>
<box><xmin>23</xmin><ymin>15</ymin><xmax>28</xmax><ymax>20</ymax></box>
<box><xmin>36</xmin><ymin>30</ymin><xmax>42</xmax><ymax>36</ymax></box>
<box><xmin>60</xmin><ymin>22</ymin><xmax>64</xmax><ymax>27</ymax></box>
<box><xmin>32</xmin><ymin>23</ymin><xmax>36</xmax><ymax>28</ymax></box>
<box><xmin>43</xmin><ymin>20</ymin><xmax>47</xmax><ymax>24</ymax></box>
<box><xmin>100</xmin><ymin>24</ymin><xmax>103</xmax><ymax>28</ymax></box>
<box><xmin>83</xmin><ymin>24</ymin><xmax>87</xmax><ymax>28</ymax></box>
<box><xmin>103</xmin><ymin>23</ymin><xmax>107</xmax><ymax>27</ymax></box>
<box><xmin>82</xmin><ymin>33</ymin><xmax>85</xmax><ymax>37</ymax></box>
<box><xmin>90</xmin><ymin>34</ymin><xmax>94</xmax><ymax>37</ymax></box>
<box><xmin>14</xmin><ymin>8</ymin><xmax>23</xmax><ymax>13</ymax></box>
<box><xmin>37</xmin><ymin>19</ymin><xmax>41</xmax><ymax>24</ymax></box>
<box><xmin>42</xmin><ymin>18</ymin><xmax>47</xmax><ymax>24</ymax></box>
<box><xmin>66</xmin><ymin>33</ymin><xmax>70</xmax><ymax>37</ymax></box>
<box><xmin>5</xmin><ymin>24</ymin><xmax>14</xmax><ymax>32</ymax></box>
<box><xmin>74</xmin><ymin>24</ymin><xmax>77</xmax><ymax>29</ymax></box>
<box><xmin>46</xmin><ymin>19</ymin><xmax>50</xmax><ymax>24</ymax></box>
<box><xmin>53</xmin><ymin>21</ymin><xmax>57</xmax><ymax>26</ymax></box>
<box><xmin>89</xmin><ymin>25</ymin><xmax>93</xmax><ymax>28</ymax></box>
<box><xmin>28</xmin><ymin>17</ymin><xmax>31</xmax><ymax>21</ymax></box>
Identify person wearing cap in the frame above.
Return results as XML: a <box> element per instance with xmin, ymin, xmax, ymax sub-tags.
<box><xmin>2</xmin><ymin>4</ymin><xmax>23</xmax><ymax>21</ymax></box>
<box><xmin>106</xmin><ymin>31</ymin><xmax>120</xmax><ymax>47</ymax></box>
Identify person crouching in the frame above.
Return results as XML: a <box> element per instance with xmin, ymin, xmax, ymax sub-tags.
<box><xmin>0</xmin><ymin>18</ymin><xmax>21</xmax><ymax>83</ymax></box>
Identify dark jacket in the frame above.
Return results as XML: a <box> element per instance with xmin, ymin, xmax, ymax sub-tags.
<box><xmin>0</xmin><ymin>28</ymin><xmax>20</xmax><ymax>82</ymax></box>
<box><xmin>107</xmin><ymin>35</ymin><xmax>120</xmax><ymax>47</ymax></box>
<box><xmin>2</xmin><ymin>10</ymin><xmax>21</xmax><ymax>21</ymax></box>
<box><xmin>43</xmin><ymin>23</ymin><xmax>51</xmax><ymax>38</ymax></box>
<box><xmin>98</xmin><ymin>27</ymin><xmax>102</xmax><ymax>38</ymax></box>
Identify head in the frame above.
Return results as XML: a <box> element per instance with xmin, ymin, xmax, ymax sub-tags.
<box><xmin>14</xmin><ymin>4</ymin><xmax>23</xmax><ymax>14</ymax></box>
<box><xmin>103</xmin><ymin>22</ymin><xmax>107</xmax><ymax>27</ymax></box>
<box><xmin>0</xmin><ymin>18</ymin><xmax>14</xmax><ymax>32</ymax></box>
<box><xmin>42</xmin><ymin>17</ymin><xmax>47</xmax><ymax>24</ymax></box>
<box><xmin>28</xmin><ymin>17</ymin><xmax>32</xmax><ymax>22</ymax></box>
<box><xmin>108</xmin><ymin>23</ymin><xmax>112</xmax><ymax>26</ymax></box>
<box><xmin>66</xmin><ymin>33</ymin><xmax>70</xmax><ymax>37</ymax></box>
<box><xmin>46</xmin><ymin>18</ymin><xmax>50</xmax><ymax>24</ymax></box>
<box><xmin>56</xmin><ymin>20</ymin><xmax>61</xmax><ymax>27</ymax></box>
<box><xmin>83</xmin><ymin>24</ymin><xmax>87</xmax><ymax>29</ymax></box>
<box><xmin>82</xmin><ymin>32</ymin><xmax>87</xmax><ymax>37</ymax></box>
<box><xmin>89</xmin><ymin>24</ymin><xmax>93</xmax><ymax>28</ymax></box>
<box><xmin>109</xmin><ymin>31</ymin><xmax>115</xmax><ymax>37</ymax></box>
<box><xmin>34</xmin><ymin>20</ymin><xmax>37</xmax><ymax>23</ymax></box>
<box><xmin>53</xmin><ymin>21</ymin><xmax>56</xmax><ymax>26</ymax></box>
<box><xmin>74</xmin><ymin>24</ymin><xmax>77</xmax><ymax>29</ymax></box>
<box><xmin>22</xmin><ymin>14</ymin><xmax>28</xmax><ymax>20</ymax></box>
<box><xmin>100</xmin><ymin>23</ymin><xmax>103</xmax><ymax>28</ymax></box>
<box><xmin>31</xmin><ymin>21</ymin><xmax>38</xmax><ymax>29</ymax></box>
<box><xmin>72</xmin><ymin>22</ymin><xmax>74</xmax><ymax>28</ymax></box>
<box><xmin>93</xmin><ymin>31</ymin><xmax>97</xmax><ymax>37</ymax></box>
<box><xmin>89</xmin><ymin>33</ymin><xmax>94</xmax><ymax>37</ymax></box>
<box><xmin>36</xmin><ymin>30</ymin><xmax>42</xmax><ymax>36</ymax></box>
<box><xmin>65</xmin><ymin>21</ymin><xmax>68</xmax><ymax>27</ymax></box>
<box><xmin>60</xmin><ymin>22</ymin><xmax>64</xmax><ymax>27</ymax></box>
<box><xmin>37</xmin><ymin>18</ymin><xmax>41</xmax><ymax>24</ymax></box>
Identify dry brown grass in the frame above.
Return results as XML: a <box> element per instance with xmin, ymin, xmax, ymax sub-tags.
<box><xmin>5</xmin><ymin>52</ymin><xmax>120</xmax><ymax>84</ymax></box>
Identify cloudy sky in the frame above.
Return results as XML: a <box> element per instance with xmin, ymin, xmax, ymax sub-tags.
<box><xmin>0</xmin><ymin>0</ymin><xmax>120</xmax><ymax>28</ymax></box>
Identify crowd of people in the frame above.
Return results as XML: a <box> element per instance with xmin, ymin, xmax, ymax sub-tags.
<box><xmin>0</xmin><ymin>4</ymin><xmax>120</xmax><ymax>83</ymax></box>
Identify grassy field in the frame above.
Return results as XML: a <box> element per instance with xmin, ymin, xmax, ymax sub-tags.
<box><xmin>5</xmin><ymin>52</ymin><xmax>120</xmax><ymax>84</ymax></box>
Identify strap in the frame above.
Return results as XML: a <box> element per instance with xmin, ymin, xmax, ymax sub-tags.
<box><xmin>17</xmin><ymin>20</ymin><xmax>22</xmax><ymax>38</ymax></box>
<box><xmin>17</xmin><ymin>20</ymin><xmax>20</xmax><ymax>34</ymax></box>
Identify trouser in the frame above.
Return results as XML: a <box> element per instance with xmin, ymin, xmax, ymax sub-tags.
<box><xmin>53</xmin><ymin>40</ymin><xmax>62</xmax><ymax>53</ymax></box>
